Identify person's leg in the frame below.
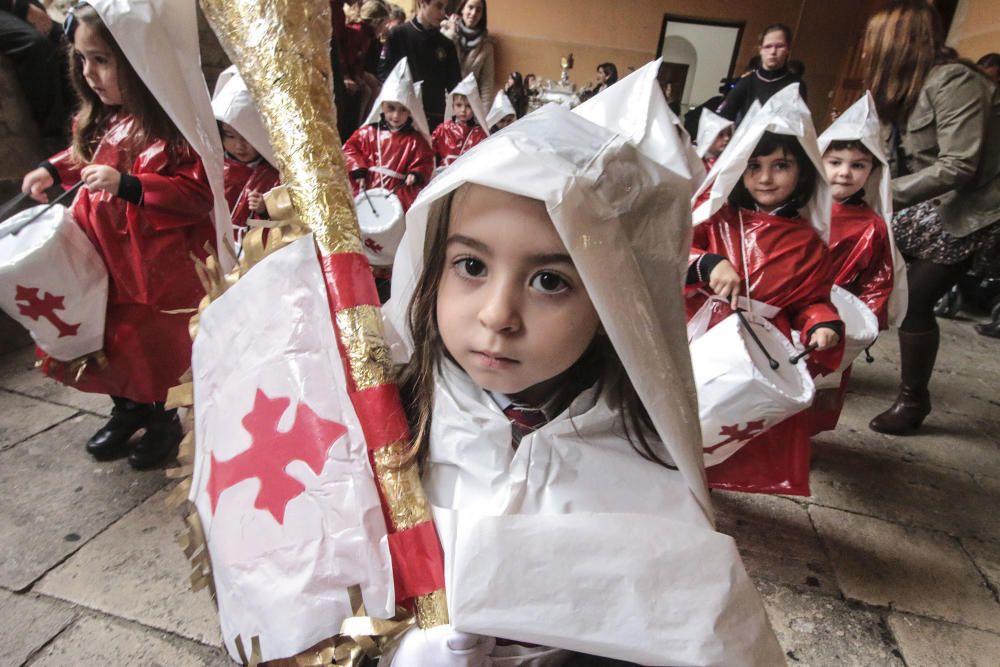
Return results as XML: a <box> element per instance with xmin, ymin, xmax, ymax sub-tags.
<box><xmin>870</xmin><ymin>258</ymin><xmax>969</xmax><ymax>434</ymax></box>
<box><xmin>127</xmin><ymin>401</ymin><xmax>181</xmax><ymax>470</ymax></box>
<box><xmin>85</xmin><ymin>396</ymin><xmax>150</xmax><ymax>459</ymax></box>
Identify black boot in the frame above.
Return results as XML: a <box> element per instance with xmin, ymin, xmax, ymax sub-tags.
<box><xmin>86</xmin><ymin>397</ymin><xmax>150</xmax><ymax>460</ymax></box>
<box><xmin>869</xmin><ymin>328</ymin><xmax>939</xmax><ymax>435</ymax></box>
<box><xmin>975</xmin><ymin>317</ymin><xmax>1000</xmax><ymax>339</ymax></box>
<box><xmin>128</xmin><ymin>403</ymin><xmax>181</xmax><ymax>470</ymax></box>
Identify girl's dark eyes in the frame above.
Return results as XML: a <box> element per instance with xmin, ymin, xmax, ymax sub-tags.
<box><xmin>453</xmin><ymin>256</ymin><xmax>486</xmax><ymax>279</ymax></box>
<box><xmin>530</xmin><ymin>271</ymin><xmax>569</xmax><ymax>294</ymax></box>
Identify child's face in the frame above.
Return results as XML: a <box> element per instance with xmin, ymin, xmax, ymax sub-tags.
<box><xmin>823</xmin><ymin>147</ymin><xmax>874</xmax><ymax>201</ymax></box>
<box><xmin>708</xmin><ymin>127</ymin><xmax>733</xmax><ymax>158</ymax></box>
<box><xmin>221</xmin><ymin>123</ymin><xmax>260</xmax><ymax>163</ymax></box>
<box><xmin>436</xmin><ymin>185</ymin><xmax>601</xmax><ymax>401</ymax></box>
<box><xmin>74</xmin><ymin>22</ymin><xmax>122</xmax><ymax>106</ymax></box>
<box><xmin>495</xmin><ymin>114</ymin><xmax>515</xmax><ymax>130</ymax></box>
<box><xmin>382</xmin><ymin>101</ymin><xmax>411</xmax><ymax>129</ymax></box>
<box><xmin>743</xmin><ymin>148</ymin><xmax>801</xmax><ymax>209</ymax></box>
<box><xmin>453</xmin><ymin>95</ymin><xmax>474</xmax><ymax>123</ymax></box>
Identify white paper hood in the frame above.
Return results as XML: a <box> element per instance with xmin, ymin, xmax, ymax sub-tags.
<box><xmin>692</xmin><ymin>83</ymin><xmax>832</xmax><ymax>243</ymax></box>
<box><xmin>819</xmin><ymin>91</ymin><xmax>908</xmax><ymax>326</ymax></box>
<box><xmin>89</xmin><ymin>0</ymin><xmax>234</xmax><ymax>269</ymax></box>
<box><xmin>385</xmin><ymin>104</ymin><xmax>712</xmax><ymax>517</ymax></box>
<box><xmin>212</xmin><ymin>65</ymin><xmax>277</xmax><ymax>167</ymax></box>
<box><xmin>573</xmin><ymin>58</ymin><xmax>694</xmax><ymax>182</ymax></box>
<box><xmin>696</xmin><ymin>107</ymin><xmax>735</xmax><ymax>158</ymax></box>
<box><xmin>363</xmin><ymin>58</ymin><xmax>431</xmax><ymax>143</ymax></box>
<box><xmin>485</xmin><ymin>90</ymin><xmax>515</xmax><ymax>129</ymax></box>
<box><xmin>445</xmin><ymin>72</ymin><xmax>490</xmax><ymax>135</ymax></box>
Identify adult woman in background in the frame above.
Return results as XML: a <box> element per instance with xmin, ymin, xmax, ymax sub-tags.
<box><xmin>442</xmin><ymin>0</ymin><xmax>493</xmax><ymax>110</ymax></box>
<box><xmin>863</xmin><ymin>0</ymin><xmax>1000</xmax><ymax>434</ymax></box>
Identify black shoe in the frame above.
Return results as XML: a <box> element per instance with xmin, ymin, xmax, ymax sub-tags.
<box><xmin>86</xmin><ymin>398</ymin><xmax>150</xmax><ymax>460</ymax></box>
<box><xmin>128</xmin><ymin>410</ymin><xmax>181</xmax><ymax>470</ymax></box>
<box><xmin>975</xmin><ymin>319</ymin><xmax>1000</xmax><ymax>339</ymax></box>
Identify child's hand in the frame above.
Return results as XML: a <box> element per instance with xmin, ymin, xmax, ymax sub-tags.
<box><xmin>388</xmin><ymin>625</ymin><xmax>495</xmax><ymax>666</ymax></box>
<box><xmin>405</xmin><ymin>174</ymin><xmax>417</xmax><ymax>187</ymax></box>
<box><xmin>808</xmin><ymin>327</ymin><xmax>840</xmax><ymax>351</ymax></box>
<box><xmin>81</xmin><ymin>165</ymin><xmax>121</xmax><ymax>195</ymax></box>
<box><xmin>22</xmin><ymin>167</ymin><xmax>54</xmax><ymax>203</ymax></box>
<box><xmin>247</xmin><ymin>190</ymin><xmax>265</xmax><ymax>213</ymax></box>
<box><xmin>708</xmin><ymin>259</ymin><xmax>742</xmax><ymax>308</ymax></box>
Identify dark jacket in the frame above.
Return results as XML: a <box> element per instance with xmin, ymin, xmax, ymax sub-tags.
<box><xmin>716</xmin><ymin>66</ymin><xmax>808</xmax><ymax>123</ymax></box>
<box><xmin>378</xmin><ymin>18</ymin><xmax>461</xmax><ymax>128</ymax></box>
<box><xmin>889</xmin><ymin>63</ymin><xmax>1000</xmax><ymax>237</ymax></box>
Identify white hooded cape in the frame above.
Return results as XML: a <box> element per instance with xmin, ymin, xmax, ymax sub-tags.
<box><xmin>384</xmin><ymin>105</ymin><xmax>782</xmax><ymax>665</ymax></box>
<box><xmin>363</xmin><ymin>58</ymin><xmax>431</xmax><ymax>144</ymax></box>
<box><xmin>445</xmin><ymin>72</ymin><xmax>491</xmax><ymax>135</ymax></box>
<box><xmin>818</xmin><ymin>91</ymin><xmax>908</xmax><ymax>326</ymax></box>
<box><xmin>486</xmin><ymin>90</ymin><xmax>516</xmax><ymax>130</ymax></box>
<box><xmin>696</xmin><ymin>107</ymin><xmax>735</xmax><ymax>159</ymax></box>
<box><xmin>572</xmin><ymin>58</ymin><xmax>695</xmax><ymax>183</ymax></box>
<box><xmin>88</xmin><ymin>0</ymin><xmax>234</xmax><ymax>269</ymax></box>
<box><xmin>212</xmin><ymin>65</ymin><xmax>277</xmax><ymax>168</ymax></box>
<box><xmin>692</xmin><ymin>83</ymin><xmax>832</xmax><ymax>242</ymax></box>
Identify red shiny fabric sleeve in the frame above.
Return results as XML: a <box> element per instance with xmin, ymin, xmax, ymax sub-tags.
<box><xmin>395</xmin><ymin>132</ymin><xmax>434</xmax><ymax>211</ymax></box>
<box><xmin>829</xmin><ymin>203</ymin><xmax>895</xmax><ymax>330</ymax></box>
<box><xmin>342</xmin><ymin>124</ymin><xmax>374</xmax><ymax>188</ymax></box>
<box><xmin>47</xmin><ymin>147</ymin><xmax>83</xmax><ymax>187</ymax></box>
<box><xmin>133</xmin><ymin>143</ymin><xmax>214</xmax><ymax>230</ymax></box>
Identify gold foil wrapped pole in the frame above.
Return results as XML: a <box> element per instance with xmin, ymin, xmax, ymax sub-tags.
<box><xmin>200</xmin><ymin>0</ymin><xmax>447</xmax><ymax>636</ymax></box>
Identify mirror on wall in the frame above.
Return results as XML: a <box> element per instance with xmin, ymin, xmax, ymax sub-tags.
<box><xmin>656</xmin><ymin>15</ymin><xmax>745</xmax><ymax>118</ymax></box>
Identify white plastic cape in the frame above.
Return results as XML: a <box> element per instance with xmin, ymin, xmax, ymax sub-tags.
<box><xmin>692</xmin><ymin>83</ymin><xmax>832</xmax><ymax>243</ymax></box>
<box><xmin>0</xmin><ymin>205</ymin><xmax>108</xmax><ymax>360</ymax></box>
<box><xmin>88</xmin><ymin>0</ymin><xmax>234</xmax><ymax>269</ymax></box>
<box><xmin>212</xmin><ymin>65</ymin><xmax>277</xmax><ymax>168</ymax></box>
<box><xmin>189</xmin><ymin>236</ymin><xmax>393</xmax><ymax>662</ymax></box>
<box><xmin>696</xmin><ymin>107</ymin><xmax>735</xmax><ymax>159</ymax></box>
<box><xmin>818</xmin><ymin>91</ymin><xmax>908</xmax><ymax>326</ymax></box>
<box><xmin>572</xmin><ymin>58</ymin><xmax>694</xmax><ymax>182</ymax></box>
<box><xmin>445</xmin><ymin>72</ymin><xmax>491</xmax><ymax>135</ymax></box>
<box><xmin>384</xmin><ymin>105</ymin><xmax>782</xmax><ymax>665</ymax></box>
<box><xmin>486</xmin><ymin>90</ymin><xmax>516</xmax><ymax>130</ymax></box>
<box><xmin>363</xmin><ymin>58</ymin><xmax>431</xmax><ymax>144</ymax></box>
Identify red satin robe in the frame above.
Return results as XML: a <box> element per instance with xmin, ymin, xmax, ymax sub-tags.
<box><xmin>808</xmin><ymin>200</ymin><xmax>895</xmax><ymax>434</ymax></box>
<box><xmin>41</xmin><ymin>114</ymin><xmax>216</xmax><ymax>404</ymax></box>
<box><xmin>223</xmin><ymin>156</ymin><xmax>280</xmax><ymax>243</ymax></box>
<box><xmin>342</xmin><ymin>122</ymin><xmax>434</xmax><ymax>211</ymax></box>
<box><xmin>687</xmin><ymin>204</ymin><xmax>843</xmax><ymax>495</ymax></box>
<box><xmin>431</xmin><ymin>119</ymin><xmax>487</xmax><ymax>168</ymax></box>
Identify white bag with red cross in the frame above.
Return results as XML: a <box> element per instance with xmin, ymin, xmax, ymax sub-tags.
<box><xmin>189</xmin><ymin>235</ymin><xmax>394</xmax><ymax>663</ymax></box>
<box><xmin>0</xmin><ymin>203</ymin><xmax>107</xmax><ymax>361</ymax></box>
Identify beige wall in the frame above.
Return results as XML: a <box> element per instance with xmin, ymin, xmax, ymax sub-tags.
<box><xmin>947</xmin><ymin>0</ymin><xmax>1000</xmax><ymax>61</ymax></box>
<box><xmin>488</xmin><ymin>0</ymin><xmax>883</xmax><ymax>123</ymax></box>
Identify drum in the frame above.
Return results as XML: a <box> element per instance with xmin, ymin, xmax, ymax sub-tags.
<box><xmin>690</xmin><ymin>313</ymin><xmax>815</xmax><ymax>466</ymax></box>
<box><xmin>354</xmin><ymin>188</ymin><xmax>404</xmax><ymax>268</ymax></box>
<box><xmin>0</xmin><ymin>204</ymin><xmax>108</xmax><ymax>360</ymax></box>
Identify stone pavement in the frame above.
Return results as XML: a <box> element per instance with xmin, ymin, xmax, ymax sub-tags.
<box><xmin>0</xmin><ymin>318</ymin><xmax>998</xmax><ymax>666</ymax></box>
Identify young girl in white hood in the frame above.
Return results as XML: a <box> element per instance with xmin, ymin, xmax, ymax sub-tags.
<box><xmin>382</xmin><ymin>104</ymin><xmax>782</xmax><ymax>666</ymax></box>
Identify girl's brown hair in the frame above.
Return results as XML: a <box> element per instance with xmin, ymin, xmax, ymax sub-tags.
<box><xmin>397</xmin><ymin>185</ymin><xmax>676</xmax><ymax>470</ymax></box>
<box><xmin>861</xmin><ymin>0</ymin><xmax>959</xmax><ymax>125</ymax></box>
<box><xmin>66</xmin><ymin>3</ymin><xmax>184</xmax><ymax>163</ymax></box>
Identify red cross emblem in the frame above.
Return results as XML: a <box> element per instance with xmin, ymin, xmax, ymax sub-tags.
<box><xmin>364</xmin><ymin>237</ymin><xmax>384</xmax><ymax>254</ymax></box>
<box><xmin>15</xmin><ymin>285</ymin><xmax>80</xmax><ymax>338</ymax></box>
<box><xmin>207</xmin><ymin>389</ymin><xmax>348</xmax><ymax>524</ymax></box>
<box><xmin>704</xmin><ymin>420</ymin><xmax>766</xmax><ymax>454</ymax></box>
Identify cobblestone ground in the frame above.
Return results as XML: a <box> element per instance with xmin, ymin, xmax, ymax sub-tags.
<box><xmin>0</xmin><ymin>317</ymin><xmax>998</xmax><ymax>666</ymax></box>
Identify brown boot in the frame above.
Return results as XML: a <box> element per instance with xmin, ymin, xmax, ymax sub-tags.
<box><xmin>869</xmin><ymin>328</ymin><xmax>939</xmax><ymax>435</ymax></box>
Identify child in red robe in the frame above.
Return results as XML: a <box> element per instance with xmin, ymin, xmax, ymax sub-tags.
<box><xmin>687</xmin><ymin>85</ymin><xmax>844</xmax><ymax>495</ymax></box>
<box><xmin>342</xmin><ymin>58</ymin><xmax>434</xmax><ymax>212</ymax></box>
<box><xmin>20</xmin><ymin>1</ymin><xmax>228</xmax><ymax>469</ymax></box>
<box><xmin>431</xmin><ymin>72</ymin><xmax>489</xmax><ymax>168</ymax></box>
